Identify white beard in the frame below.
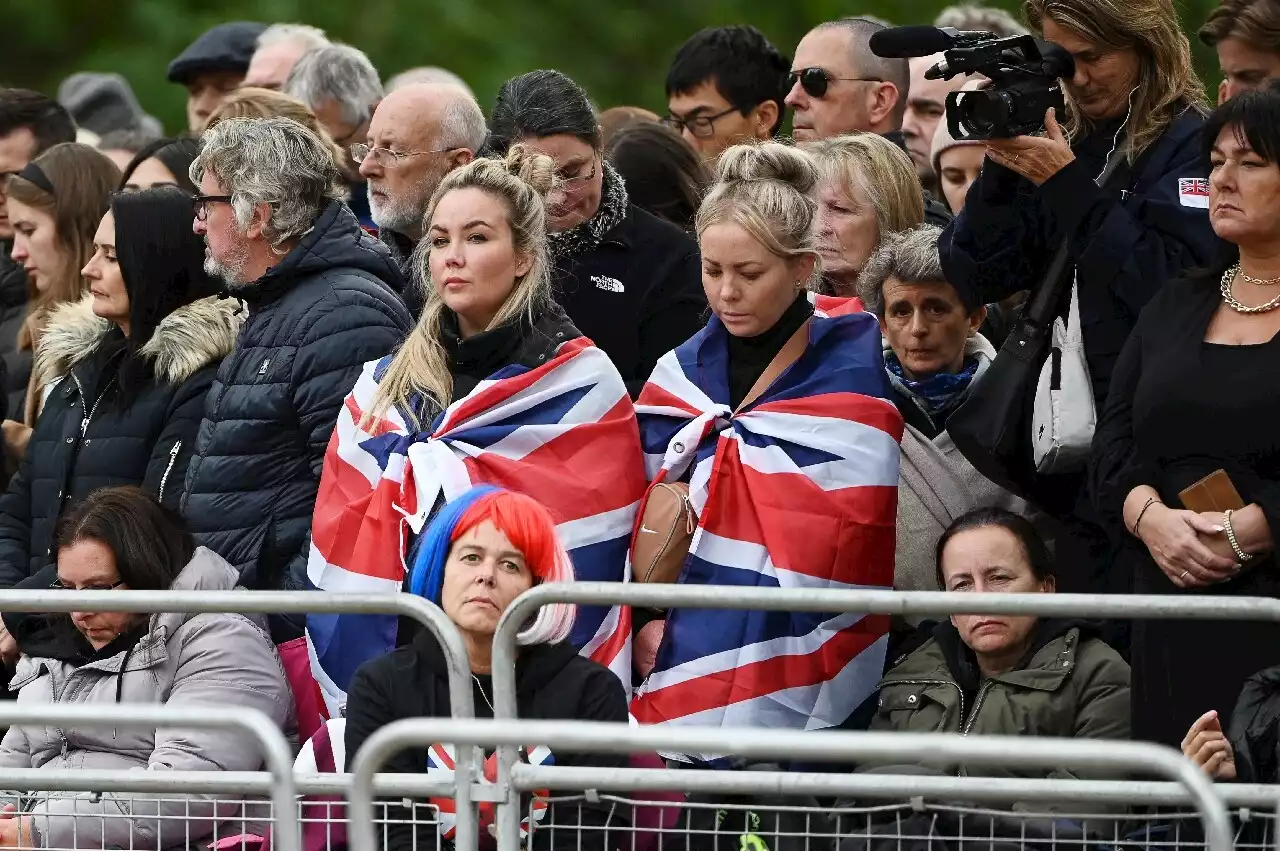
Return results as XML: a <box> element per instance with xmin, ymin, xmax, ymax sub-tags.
<box><xmin>203</xmin><ymin>243</ymin><xmax>252</xmax><ymax>287</ymax></box>
<box><xmin>368</xmin><ymin>180</ymin><xmax>432</xmax><ymax>235</ymax></box>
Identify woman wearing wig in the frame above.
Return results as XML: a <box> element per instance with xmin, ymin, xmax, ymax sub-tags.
<box><xmin>344</xmin><ymin>486</ymin><xmax>629</xmax><ymax>851</ymax></box>
<box><xmin>306</xmin><ymin>148</ymin><xmax>646</xmax><ymax>721</ymax></box>
<box><xmin>631</xmin><ymin>143</ymin><xmax>903</xmax><ymax>752</ymax></box>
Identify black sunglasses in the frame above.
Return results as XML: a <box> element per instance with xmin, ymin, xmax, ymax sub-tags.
<box><xmin>788</xmin><ymin>67</ymin><xmax>883</xmax><ymax>98</ymax></box>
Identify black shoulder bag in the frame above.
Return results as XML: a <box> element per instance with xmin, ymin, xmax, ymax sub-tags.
<box><xmin>946</xmin><ymin>150</ymin><xmax>1130</xmax><ymax>498</ymax></box>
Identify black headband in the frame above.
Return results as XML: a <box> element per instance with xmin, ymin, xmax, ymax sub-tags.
<box><xmin>15</xmin><ymin>163</ymin><xmax>53</xmax><ymax>196</ymax></box>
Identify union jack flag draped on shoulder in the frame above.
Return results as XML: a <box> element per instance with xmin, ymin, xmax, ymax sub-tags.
<box><xmin>630</xmin><ymin>296</ymin><xmax>902</xmax><ymax>756</ymax></box>
<box><xmin>305</xmin><ymin>337</ymin><xmax>646</xmax><ymax>715</ymax></box>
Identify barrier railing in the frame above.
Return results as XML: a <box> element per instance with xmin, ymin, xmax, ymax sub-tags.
<box><xmin>490</xmin><ymin>584</ymin><xmax>1280</xmax><ymax>848</ymax></box>
<box><xmin>346</xmin><ymin>718</ymin><xmax>1234</xmax><ymax>851</ymax></box>
<box><xmin>0</xmin><ymin>589</ymin><xmax>479</xmax><ymax>851</ymax></box>
<box><xmin>0</xmin><ymin>704</ymin><xmax>298</xmax><ymax>851</ymax></box>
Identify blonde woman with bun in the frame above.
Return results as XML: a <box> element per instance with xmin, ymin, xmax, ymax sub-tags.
<box><xmin>631</xmin><ymin>141</ymin><xmax>903</xmax><ymax>754</ymax></box>
<box><xmin>306</xmin><ymin>146</ymin><xmax>646</xmax><ymax>725</ymax></box>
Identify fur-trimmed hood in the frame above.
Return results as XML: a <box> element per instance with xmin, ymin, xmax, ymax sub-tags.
<box><xmin>33</xmin><ymin>295</ymin><xmax>243</xmax><ymax>390</ymax></box>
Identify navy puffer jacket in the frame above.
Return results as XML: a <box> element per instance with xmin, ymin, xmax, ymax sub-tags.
<box><xmin>180</xmin><ymin>201</ymin><xmax>411</xmax><ymax>637</ymax></box>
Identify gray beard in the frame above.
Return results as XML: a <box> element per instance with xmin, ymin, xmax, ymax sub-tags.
<box><xmin>203</xmin><ymin>244</ymin><xmax>252</xmax><ymax>287</ymax></box>
<box><xmin>368</xmin><ymin>183</ymin><xmax>429</xmax><ymax>236</ymax></box>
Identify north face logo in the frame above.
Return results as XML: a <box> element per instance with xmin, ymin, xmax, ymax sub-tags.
<box><xmin>591</xmin><ymin>275</ymin><xmax>625</xmax><ymax>293</ymax></box>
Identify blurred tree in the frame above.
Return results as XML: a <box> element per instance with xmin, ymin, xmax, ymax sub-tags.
<box><xmin>3</xmin><ymin>0</ymin><xmax>1224</xmax><ymax>135</ymax></box>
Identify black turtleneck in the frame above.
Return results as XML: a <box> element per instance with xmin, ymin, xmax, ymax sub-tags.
<box><xmin>439</xmin><ymin>309</ymin><xmax>535</xmax><ymax>402</ymax></box>
<box><xmin>726</xmin><ymin>295</ymin><xmax>813</xmax><ymax>410</ymax></box>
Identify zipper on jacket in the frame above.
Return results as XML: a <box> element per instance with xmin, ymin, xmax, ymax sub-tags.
<box><xmin>960</xmin><ymin>681</ymin><xmax>995</xmax><ymax>735</ymax></box>
<box><xmin>157</xmin><ymin>441</ymin><xmax>182</xmax><ymax>503</ymax></box>
<box><xmin>70</xmin><ymin>372</ymin><xmax>109</xmax><ymax>437</ymax></box>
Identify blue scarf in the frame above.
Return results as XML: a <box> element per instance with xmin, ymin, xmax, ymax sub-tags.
<box><xmin>885</xmin><ymin>352</ymin><xmax>980</xmax><ymax>418</ymax></box>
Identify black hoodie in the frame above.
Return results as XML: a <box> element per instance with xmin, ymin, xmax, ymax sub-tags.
<box><xmin>345</xmin><ymin>630</ymin><xmax>631</xmax><ymax>851</ymax></box>
<box><xmin>179</xmin><ymin>201</ymin><xmax>411</xmax><ymax>641</ymax></box>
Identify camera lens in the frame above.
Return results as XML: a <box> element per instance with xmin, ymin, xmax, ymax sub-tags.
<box><xmin>958</xmin><ymin>90</ymin><xmax>1013</xmax><ymax>137</ymax></box>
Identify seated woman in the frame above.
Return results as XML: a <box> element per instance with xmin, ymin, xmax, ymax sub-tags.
<box><xmin>344</xmin><ymin>485</ymin><xmax>628</xmax><ymax>850</ymax></box>
<box><xmin>0</xmin><ymin>186</ymin><xmax>237</xmax><ymax>590</ymax></box>
<box><xmin>874</xmin><ymin>507</ymin><xmax>1129</xmax><ymax>753</ymax></box>
<box><xmin>0</xmin><ymin>486</ymin><xmax>293</xmax><ymax>850</ymax></box>
<box><xmin>801</xmin><ymin>133</ymin><xmax>925</xmax><ymax>298</ymax></box>
<box><xmin>857</xmin><ymin>226</ymin><xmax>1033</xmax><ymax>601</ymax></box>
<box><xmin>631</xmin><ymin>142</ymin><xmax>902</xmax><ymax>748</ymax></box>
<box><xmin>306</xmin><ymin>148</ymin><xmax>645</xmax><ymax>719</ymax></box>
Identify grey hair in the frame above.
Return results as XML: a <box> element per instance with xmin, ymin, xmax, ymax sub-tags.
<box><xmin>934</xmin><ymin>4</ymin><xmax>1030</xmax><ymax>37</ymax></box>
<box><xmin>816</xmin><ymin>17</ymin><xmax>911</xmax><ymax>124</ymax></box>
<box><xmin>257</xmin><ymin>23</ymin><xmax>330</xmax><ymax>51</ymax></box>
<box><xmin>284</xmin><ymin>44</ymin><xmax>384</xmax><ymax>128</ymax></box>
<box><xmin>386</xmin><ymin>66</ymin><xmax>475</xmax><ymax>100</ymax></box>
<box><xmin>438</xmin><ymin>93</ymin><xmax>488</xmax><ymax>152</ymax></box>
<box><xmin>857</xmin><ymin>225</ymin><xmax>947</xmax><ymax>316</ymax></box>
<box><xmin>191</xmin><ymin>116</ymin><xmax>345</xmax><ymax>249</ymax></box>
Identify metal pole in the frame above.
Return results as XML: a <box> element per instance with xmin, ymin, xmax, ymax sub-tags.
<box><xmin>0</xmin><ymin>589</ymin><xmax>478</xmax><ymax>851</ymax></box>
<box><xmin>0</xmin><ymin>704</ymin><xmax>300</xmax><ymax>851</ymax></box>
<box><xmin>347</xmin><ymin>719</ymin><xmax>1234</xmax><ymax>851</ymax></box>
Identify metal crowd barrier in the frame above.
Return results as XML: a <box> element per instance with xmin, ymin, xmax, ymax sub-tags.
<box><xmin>0</xmin><ymin>704</ymin><xmax>298</xmax><ymax>851</ymax></box>
<box><xmin>347</xmin><ymin>718</ymin><xmax>1234</xmax><ymax>851</ymax></box>
<box><xmin>0</xmin><ymin>589</ymin><xmax>479</xmax><ymax>850</ymax></box>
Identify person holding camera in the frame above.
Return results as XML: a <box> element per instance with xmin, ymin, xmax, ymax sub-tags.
<box><xmin>939</xmin><ymin>0</ymin><xmax>1216</xmax><ymax>415</ymax></box>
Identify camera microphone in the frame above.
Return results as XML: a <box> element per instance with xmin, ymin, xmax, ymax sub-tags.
<box><xmin>869</xmin><ymin>26</ymin><xmax>994</xmax><ymax>58</ymax></box>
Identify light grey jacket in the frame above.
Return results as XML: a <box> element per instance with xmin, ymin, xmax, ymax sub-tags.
<box><xmin>0</xmin><ymin>547</ymin><xmax>294</xmax><ymax>849</ymax></box>
<box><xmin>889</xmin><ymin>335</ymin><xmax>1034</xmax><ymax>603</ymax></box>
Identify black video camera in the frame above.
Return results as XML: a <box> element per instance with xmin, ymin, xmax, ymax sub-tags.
<box><xmin>870</xmin><ymin>26</ymin><xmax>1075</xmax><ymax>140</ymax></box>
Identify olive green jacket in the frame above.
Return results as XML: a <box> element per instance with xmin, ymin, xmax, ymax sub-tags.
<box><xmin>871</xmin><ymin>626</ymin><xmax>1131</xmax><ymax>782</ymax></box>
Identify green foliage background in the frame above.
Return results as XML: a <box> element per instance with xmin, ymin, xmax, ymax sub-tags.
<box><xmin>3</xmin><ymin>0</ymin><xmax>1223</xmax><ymax>134</ymax></box>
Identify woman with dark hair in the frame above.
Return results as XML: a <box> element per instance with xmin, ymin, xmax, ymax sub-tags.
<box><xmin>873</xmin><ymin>507</ymin><xmax>1129</xmax><ymax>752</ymax></box>
<box><xmin>0</xmin><ymin>486</ymin><xmax>292</xmax><ymax>850</ymax></box>
<box><xmin>3</xmin><ymin>143</ymin><xmax>119</xmax><ymax>463</ymax></box>
<box><xmin>489</xmin><ymin>69</ymin><xmax>706</xmax><ymax>394</ymax></box>
<box><xmin>1091</xmin><ymin>84</ymin><xmax>1280</xmax><ymax>747</ymax></box>
<box><xmin>0</xmin><ymin>186</ymin><xmax>240</xmax><ymax>589</ymax></box>
<box><xmin>118</xmin><ymin>137</ymin><xmax>200</xmax><ymax>194</ymax></box>
<box><xmin>605</xmin><ymin>122</ymin><xmax>709</xmax><ymax>233</ymax></box>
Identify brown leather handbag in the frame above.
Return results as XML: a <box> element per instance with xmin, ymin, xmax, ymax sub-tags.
<box><xmin>630</xmin><ymin>318</ymin><xmax>810</xmax><ymax>584</ymax></box>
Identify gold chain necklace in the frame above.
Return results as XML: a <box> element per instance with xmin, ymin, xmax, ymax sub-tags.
<box><xmin>1239</xmin><ymin>267</ymin><xmax>1280</xmax><ymax>286</ymax></box>
<box><xmin>1221</xmin><ymin>264</ymin><xmax>1280</xmax><ymax>314</ymax></box>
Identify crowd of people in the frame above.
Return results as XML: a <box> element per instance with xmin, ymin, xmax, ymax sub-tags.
<box><xmin>1</xmin><ymin>0</ymin><xmax>1280</xmax><ymax>845</ymax></box>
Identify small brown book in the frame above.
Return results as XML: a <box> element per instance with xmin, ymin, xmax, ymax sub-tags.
<box><xmin>1178</xmin><ymin>469</ymin><xmax>1246</xmax><ymax>513</ymax></box>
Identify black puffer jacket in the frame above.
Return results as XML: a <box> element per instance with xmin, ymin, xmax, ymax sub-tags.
<box><xmin>0</xmin><ymin>249</ymin><xmax>28</xmax><ymax>421</ymax></box>
<box><xmin>0</xmin><ymin>295</ymin><xmax>241</xmax><ymax>586</ymax></box>
<box><xmin>346</xmin><ymin>630</ymin><xmax>630</xmax><ymax>851</ymax></box>
<box><xmin>180</xmin><ymin>202</ymin><xmax>411</xmax><ymax>629</ymax></box>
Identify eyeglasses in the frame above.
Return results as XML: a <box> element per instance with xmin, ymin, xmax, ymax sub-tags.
<box><xmin>50</xmin><ymin>577</ymin><xmax>125</xmax><ymax>592</ymax></box>
<box><xmin>350</xmin><ymin>144</ymin><xmax>461</xmax><ymax>168</ymax></box>
<box><xmin>662</xmin><ymin>107</ymin><xmax>739</xmax><ymax>139</ymax></box>
<box><xmin>788</xmin><ymin>67</ymin><xmax>884</xmax><ymax>99</ymax></box>
<box><xmin>192</xmin><ymin>194</ymin><xmax>232</xmax><ymax>222</ymax></box>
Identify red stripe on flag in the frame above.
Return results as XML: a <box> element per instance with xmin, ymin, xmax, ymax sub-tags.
<box><xmin>635</xmin><ymin>381</ymin><xmax>705</xmax><ymax>418</ymax></box>
<box><xmin>814</xmin><ymin>295</ymin><xmax>865</xmax><ymax>317</ymax></box>
<box><xmin>630</xmin><ymin>614</ymin><xmax>890</xmax><ymax>724</ymax></box>
<box><xmin>344</xmin><ymin>393</ymin><xmax>399</xmax><ymax>438</ymax></box>
<box><xmin>436</xmin><ymin>338</ymin><xmax>591</xmax><ymax>434</ymax></box>
<box><xmin>698</xmin><ymin>441</ymin><xmax>897</xmax><ymax>586</ymax></box>
<box><xmin>461</xmin><ymin>398</ymin><xmax>648</xmax><ymax>525</ymax></box>
<box><xmin>755</xmin><ymin>392</ymin><xmax>904</xmax><ymax>441</ymax></box>
<box><xmin>311</xmin><ymin>433</ymin><xmax>410</xmax><ymax>583</ymax></box>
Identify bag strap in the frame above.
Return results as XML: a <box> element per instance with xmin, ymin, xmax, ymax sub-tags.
<box><xmin>734</xmin><ymin>318</ymin><xmax>810</xmax><ymax>414</ymax></box>
<box><xmin>1022</xmin><ymin>148</ymin><xmax>1131</xmax><ymax>328</ymax></box>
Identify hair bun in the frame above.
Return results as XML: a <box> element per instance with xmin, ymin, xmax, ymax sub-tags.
<box><xmin>715</xmin><ymin>142</ymin><xmax>818</xmax><ymax>195</ymax></box>
<box><xmin>503</xmin><ymin>144</ymin><xmax>558</xmax><ymax>198</ymax></box>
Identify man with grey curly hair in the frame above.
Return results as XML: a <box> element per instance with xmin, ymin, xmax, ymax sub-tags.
<box><xmin>185</xmin><ymin>116</ymin><xmax>411</xmax><ymax>639</ymax></box>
